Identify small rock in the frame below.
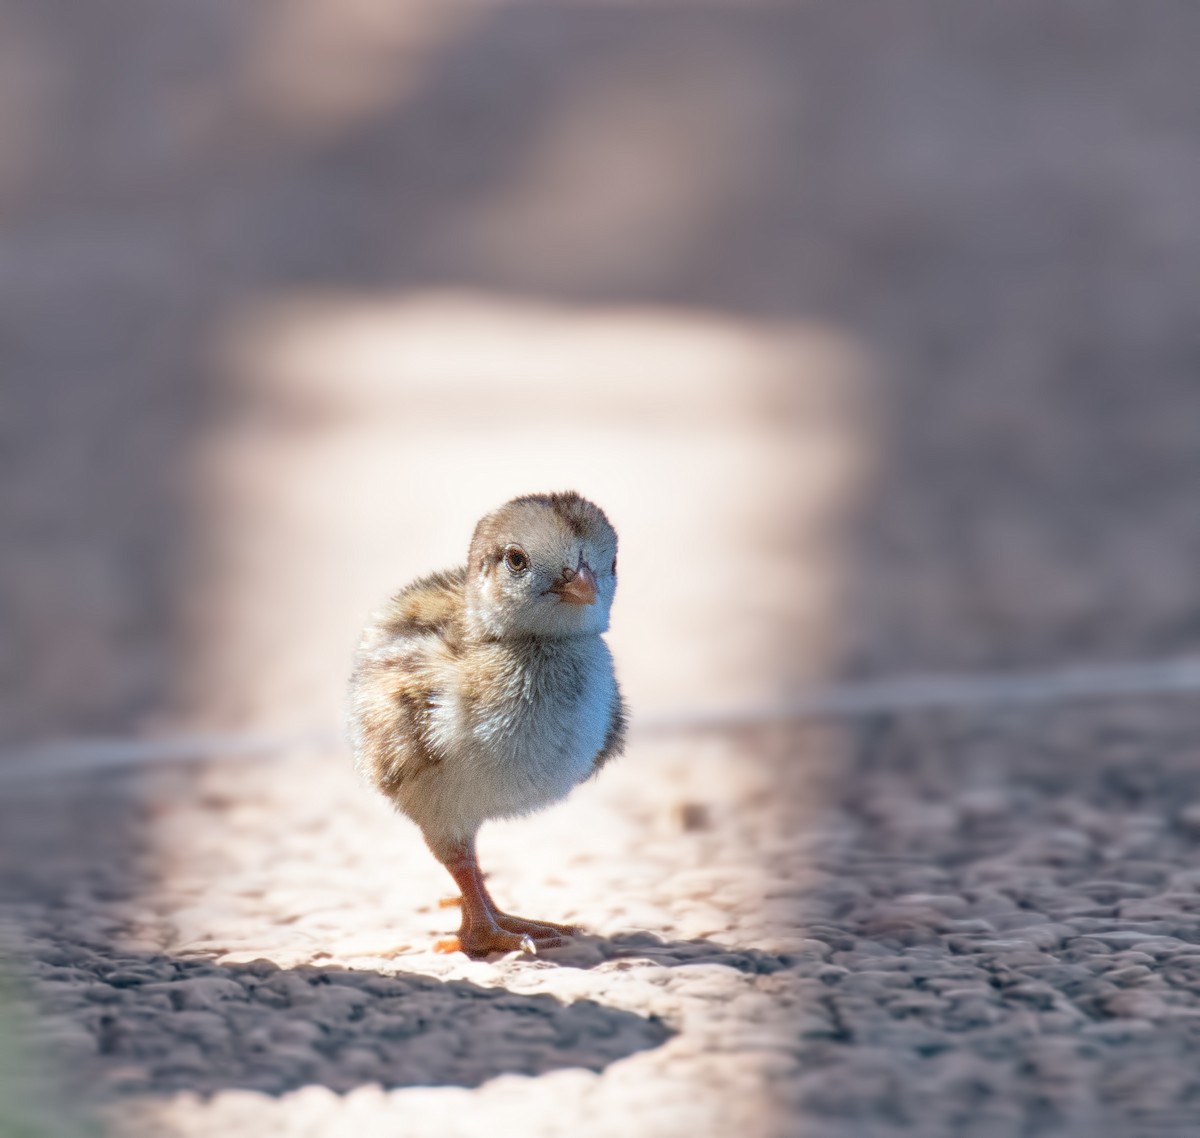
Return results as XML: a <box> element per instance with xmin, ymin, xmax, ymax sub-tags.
<box><xmin>803</xmin><ymin>925</ymin><xmax>856</xmax><ymax>951</ymax></box>
<box><xmin>897</xmin><ymin>893</ymin><xmax>970</xmax><ymax>917</ymax></box>
<box><xmin>957</xmin><ymin>789</ymin><xmax>1013</xmax><ymax>822</ymax></box>
<box><xmin>1175</xmin><ymin>802</ymin><xmax>1200</xmax><ymax>837</ymax></box>
<box><xmin>940</xmin><ymin>918</ymin><xmax>996</xmax><ymax>935</ymax></box>
<box><xmin>1105</xmin><ymin>965</ymin><xmax>1154</xmax><ymax>987</ymax></box>
<box><xmin>1130</xmin><ymin>936</ymin><xmax>1195</xmax><ymax>959</ymax></box>
<box><xmin>169</xmin><ymin>1009</ymin><xmax>232</xmax><ymax>1048</ymax></box>
<box><xmin>145</xmin><ymin>976</ymin><xmax>247</xmax><ymax>1011</ymax></box>
<box><xmin>675</xmin><ymin>802</ymin><xmax>712</xmax><ymax>832</ymax></box>
<box><xmin>1104</xmin><ymin>989</ymin><xmax>1170</xmax><ymax>1019</ymax></box>
<box><xmin>1081</xmin><ymin>1018</ymin><xmax>1156</xmax><ymax>1042</ymax></box>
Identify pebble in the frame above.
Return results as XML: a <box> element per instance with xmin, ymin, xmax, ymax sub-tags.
<box><xmin>1103</xmin><ymin>989</ymin><xmax>1170</xmax><ymax>1019</ymax></box>
<box><xmin>1105</xmin><ymin>965</ymin><xmax>1154</xmax><ymax>987</ymax></box>
<box><xmin>1175</xmin><ymin>803</ymin><xmax>1200</xmax><ymax>838</ymax></box>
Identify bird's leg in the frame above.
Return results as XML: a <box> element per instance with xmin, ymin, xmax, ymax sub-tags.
<box><xmin>432</xmin><ymin>836</ymin><xmax>576</xmax><ymax>957</ymax></box>
<box><xmin>434</xmin><ymin>840</ymin><xmax>538</xmax><ymax>956</ymax></box>
<box><xmin>460</xmin><ymin>850</ymin><xmax>579</xmax><ymax>940</ymax></box>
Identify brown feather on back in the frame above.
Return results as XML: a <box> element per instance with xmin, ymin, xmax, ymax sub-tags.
<box><xmin>370</xmin><ymin>567</ymin><xmax>467</xmax><ymax>647</ymax></box>
<box><xmin>349</xmin><ymin>567</ymin><xmax>467</xmax><ymax>796</ymax></box>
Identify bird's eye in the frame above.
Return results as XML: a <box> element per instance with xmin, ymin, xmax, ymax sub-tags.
<box><xmin>504</xmin><ymin>546</ymin><xmax>529</xmax><ymax>574</ymax></box>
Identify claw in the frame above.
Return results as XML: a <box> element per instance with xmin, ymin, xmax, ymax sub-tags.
<box><xmin>519</xmin><ymin>935</ymin><xmax>536</xmax><ymax>955</ymax></box>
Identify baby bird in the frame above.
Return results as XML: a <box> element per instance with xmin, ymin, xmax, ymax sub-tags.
<box><xmin>348</xmin><ymin>492</ymin><xmax>625</xmax><ymax>957</ymax></box>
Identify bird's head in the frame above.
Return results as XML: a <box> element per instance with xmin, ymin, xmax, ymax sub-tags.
<box><xmin>465</xmin><ymin>492</ymin><xmax>618</xmax><ymax>640</ymax></box>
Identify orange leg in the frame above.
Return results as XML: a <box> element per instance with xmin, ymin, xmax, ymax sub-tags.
<box><xmin>433</xmin><ymin>838</ymin><xmax>577</xmax><ymax>957</ymax></box>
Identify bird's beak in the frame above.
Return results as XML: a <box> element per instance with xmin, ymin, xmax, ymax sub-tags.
<box><xmin>549</xmin><ymin>562</ymin><xmax>597</xmax><ymax>606</ymax></box>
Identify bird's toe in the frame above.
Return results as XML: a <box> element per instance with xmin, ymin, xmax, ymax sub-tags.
<box><xmin>439</xmin><ymin>925</ymin><xmax>542</xmax><ymax>958</ymax></box>
<box><xmin>493</xmin><ymin>912</ymin><xmax>580</xmax><ymax>939</ymax></box>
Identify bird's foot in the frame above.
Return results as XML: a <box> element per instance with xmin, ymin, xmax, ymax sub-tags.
<box><xmin>434</xmin><ymin>925</ymin><xmax>539</xmax><ymax>958</ymax></box>
<box><xmin>433</xmin><ymin>913</ymin><xmax>578</xmax><ymax>957</ymax></box>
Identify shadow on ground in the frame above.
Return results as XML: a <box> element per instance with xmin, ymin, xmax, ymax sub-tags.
<box><xmin>20</xmin><ymin>926</ymin><xmax>783</xmax><ymax>1100</ymax></box>
<box><xmin>25</xmin><ymin>944</ymin><xmax>678</xmax><ymax>1099</ymax></box>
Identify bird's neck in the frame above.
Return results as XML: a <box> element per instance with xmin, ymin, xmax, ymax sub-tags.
<box><xmin>464</xmin><ymin>599</ymin><xmax>608</xmax><ymax>643</ymax></box>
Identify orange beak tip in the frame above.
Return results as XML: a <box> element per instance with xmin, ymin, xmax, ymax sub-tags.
<box><xmin>558</xmin><ymin>565</ymin><xmax>598</xmax><ymax>606</ymax></box>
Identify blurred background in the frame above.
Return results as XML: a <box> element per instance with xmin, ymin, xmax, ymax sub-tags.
<box><xmin>3</xmin><ymin>0</ymin><xmax>1199</xmax><ymax>746</ymax></box>
<box><xmin>3</xmin><ymin>1</ymin><xmax>1200</xmax><ymax>1134</ymax></box>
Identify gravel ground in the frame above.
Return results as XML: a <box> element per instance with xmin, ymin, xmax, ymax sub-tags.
<box><xmin>7</xmin><ymin>700</ymin><xmax>1200</xmax><ymax>1136</ymax></box>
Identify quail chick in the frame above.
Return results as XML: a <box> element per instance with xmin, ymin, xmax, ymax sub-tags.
<box><xmin>348</xmin><ymin>492</ymin><xmax>625</xmax><ymax>957</ymax></box>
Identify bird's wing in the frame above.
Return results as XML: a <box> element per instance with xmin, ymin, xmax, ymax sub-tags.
<box><xmin>348</xmin><ymin>567</ymin><xmax>467</xmax><ymax>795</ymax></box>
<box><xmin>590</xmin><ymin>682</ymin><xmax>627</xmax><ymax>775</ymax></box>
<box><xmin>366</xmin><ymin>566</ymin><xmax>469</xmax><ymax>647</ymax></box>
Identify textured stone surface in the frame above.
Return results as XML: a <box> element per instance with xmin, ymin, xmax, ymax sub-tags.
<box><xmin>8</xmin><ymin>706</ymin><xmax>1200</xmax><ymax>1136</ymax></box>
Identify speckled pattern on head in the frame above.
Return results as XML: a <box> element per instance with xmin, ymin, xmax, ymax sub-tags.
<box><xmin>468</xmin><ymin>492</ymin><xmax>616</xmax><ymax>573</ymax></box>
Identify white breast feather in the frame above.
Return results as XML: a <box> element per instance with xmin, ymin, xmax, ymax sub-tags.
<box><xmin>415</xmin><ymin>636</ymin><xmax>615</xmax><ymax>840</ymax></box>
